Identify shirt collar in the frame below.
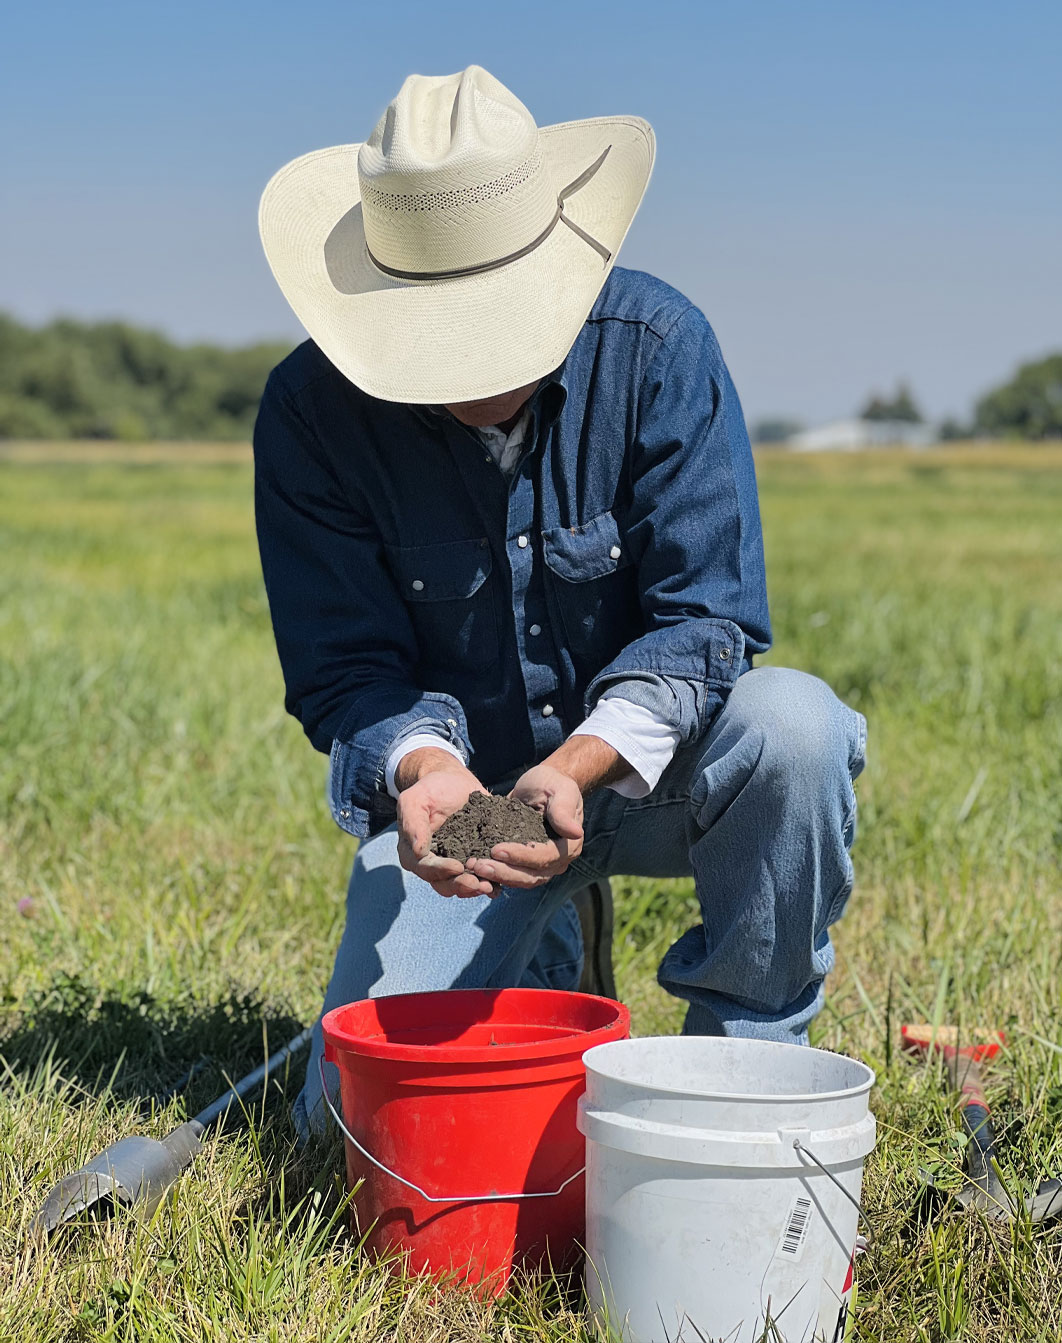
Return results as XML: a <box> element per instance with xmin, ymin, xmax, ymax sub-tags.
<box><xmin>531</xmin><ymin>367</ymin><xmax>568</xmax><ymax>428</ymax></box>
<box><xmin>410</xmin><ymin>364</ymin><xmax>569</xmax><ymax>436</ymax></box>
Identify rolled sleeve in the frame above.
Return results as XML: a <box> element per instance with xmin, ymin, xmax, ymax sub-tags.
<box><xmin>584</xmin><ymin>305</ymin><xmax>769</xmax><ymax>741</ymax></box>
<box><xmin>586</xmin><ymin>619</ymin><xmax>745</xmax><ymax>743</ymax></box>
<box><xmin>329</xmin><ymin>692</ymin><xmax>472</xmax><ymax>837</ymax></box>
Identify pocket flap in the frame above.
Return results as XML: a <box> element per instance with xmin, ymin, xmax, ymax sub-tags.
<box><xmin>542</xmin><ymin>510</ymin><xmax>629</xmax><ymax>582</ymax></box>
<box><xmin>386</xmin><ymin>537</ymin><xmax>492</xmax><ymax>601</ymax></box>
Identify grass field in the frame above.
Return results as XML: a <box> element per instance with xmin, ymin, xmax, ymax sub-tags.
<box><xmin>2</xmin><ymin>443</ymin><xmax>1061</xmax><ymax>1341</ymax></box>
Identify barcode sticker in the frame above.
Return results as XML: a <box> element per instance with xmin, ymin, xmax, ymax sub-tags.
<box><xmin>778</xmin><ymin>1196</ymin><xmax>813</xmax><ymax>1260</ymax></box>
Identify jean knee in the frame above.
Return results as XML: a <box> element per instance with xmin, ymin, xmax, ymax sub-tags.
<box><xmin>732</xmin><ymin>668</ymin><xmax>861</xmax><ymax>780</ymax></box>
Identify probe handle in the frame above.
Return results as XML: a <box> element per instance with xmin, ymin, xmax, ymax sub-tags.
<box><xmin>954</xmin><ymin>1056</ymin><xmax>999</xmax><ymax>1177</ymax></box>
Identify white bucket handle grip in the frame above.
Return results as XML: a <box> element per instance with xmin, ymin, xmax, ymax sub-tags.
<box><xmin>793</xmin><ymin>1137</ymin><xmax>875</xmax><ymax>1245</ymax></box>
<box><xmin>318</xmin><ymin>1055</ymin><xmax>585</xmax><ymax>1205</ymax></box>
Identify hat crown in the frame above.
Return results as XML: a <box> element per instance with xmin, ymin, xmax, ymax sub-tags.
<box><xmin>357</xmin><ymin>66</ymin><xmax>557</xmax><ymax>277</ymax></box>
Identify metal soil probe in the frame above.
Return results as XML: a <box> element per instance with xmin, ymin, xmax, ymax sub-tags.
<box><xmin>902</xmin><ymin>1023</ymin><xmax>1062</xmax><ymax>1224</ymax></box>
<box><xmin>33</xmin><ymin>1026</ymin><xmax>312</xmax><ymax>1234</ymax></box>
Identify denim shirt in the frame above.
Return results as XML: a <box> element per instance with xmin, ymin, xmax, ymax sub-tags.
<box><xmin>253</xmin><ymin>267</ymin><xmax>771</xmax><ymax>839</ymax></box>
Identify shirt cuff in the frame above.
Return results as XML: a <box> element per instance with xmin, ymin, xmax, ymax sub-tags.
<box><xmin>570</xmin><ymin>696</ymin><xmax>682</xmax><ymax>799</ymax></box>
<box><xmin>584</xmin><ymin>618</ymin><xmax>745</xmax><ymax>745</ymax></box>
<box><xmin>384</xmin><ymin>733</ymin><xmax>465</xmax><ymax>799</ymax></box>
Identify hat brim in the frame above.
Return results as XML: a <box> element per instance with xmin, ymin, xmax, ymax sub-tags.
<box><xmin>259</xmin><ymin>116</ymin><xmax>654</xmax><ymax>404</ymax></box>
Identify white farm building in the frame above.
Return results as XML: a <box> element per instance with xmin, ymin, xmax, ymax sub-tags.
<box><xmin>787</xmin><ymin>419</ymin><xmax>936</xmax><ymax>452</ymax></box>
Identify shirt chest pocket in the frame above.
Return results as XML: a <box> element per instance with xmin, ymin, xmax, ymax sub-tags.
<box><xmin>385</xmin><ymin>537</ymin><xmax>499</xmax><ymax>673</ymax></box>
<box><xmin>542</xmin><ymin>510</ymin><xmax>641</xmax><ymax>663</ymax></box>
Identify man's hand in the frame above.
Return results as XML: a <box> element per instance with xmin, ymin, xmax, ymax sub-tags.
<box><xmin>465</xmin><ymin>762</ymin><xmax>586</xmax><ymax>890</ymax></box>
<box><xmin>465</xmin><ymin>732</ymin><xmax>631</xmax><ymax>890</ymax></box>
<box><xmin>395</xmin><ymin>748</ymin><xmax>497</xmax><ymax>898</ymax></box>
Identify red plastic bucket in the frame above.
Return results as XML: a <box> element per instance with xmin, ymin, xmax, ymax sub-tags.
<box><xmin>321</xmin><ymin>987</ymin><xmax>629</xmax><ymax>1293</ymax></box>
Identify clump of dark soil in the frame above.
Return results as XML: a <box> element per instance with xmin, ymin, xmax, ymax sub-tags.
<box><xmin>431</xmin><ymin>791</ymin><xmax>549</xmax><ymax>863</ymax></box>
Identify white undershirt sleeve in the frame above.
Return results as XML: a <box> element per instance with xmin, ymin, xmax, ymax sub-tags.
<box><xmin>570</xmin><ymin>697</ymin><xmax>682</xmax><ymax>798</ymax></box>
<box><xmin>384</xmin><ymin>733</ymin><xmax>465</xmax><ymax>799</ymax></box>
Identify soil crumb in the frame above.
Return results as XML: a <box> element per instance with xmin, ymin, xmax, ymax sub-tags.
<box><xmin>432</xmin><ymin>791</ymin><xmax>549</xmax><ymax>863</ymax></box>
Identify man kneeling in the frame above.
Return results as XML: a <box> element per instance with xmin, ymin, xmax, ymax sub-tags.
<box><xmin>251</xmin><ymin>66</ymin><xmax>866</xmax><ymax>1136</ymax></box>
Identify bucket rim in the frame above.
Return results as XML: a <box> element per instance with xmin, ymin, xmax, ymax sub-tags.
<box><xmin>323</xmin><ymin>987</ymin><xmax>630</xmax><ymax>1065</ymax></box>
<box><xmin>582</xmin><ymin>1035</ymin><xmax>875</xmax><ymax>1103</ymax></box>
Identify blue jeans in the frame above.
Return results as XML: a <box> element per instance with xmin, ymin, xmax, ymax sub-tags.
<box><xmin>294</xmin><ymin>667</ymin><xmax>866</xmax><ymax>1136</ymax></box>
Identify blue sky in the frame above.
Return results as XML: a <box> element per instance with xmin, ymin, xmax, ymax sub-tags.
<box><xmin>3</xmin><ymin>0</ymin><xmax>1059</xmax><ymax>425</ymax></box>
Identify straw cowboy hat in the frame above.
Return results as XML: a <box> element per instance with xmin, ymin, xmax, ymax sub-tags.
<box><xmin>259</xmin><ymin>65</ymin><xmax>654</xmax><ymax>404</ymax></box>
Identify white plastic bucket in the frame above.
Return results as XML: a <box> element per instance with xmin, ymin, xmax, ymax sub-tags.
<box><xmin>579</xmin><ymin>1037</ymin><xmax>875</xmax><ymax>1343</ymax></box>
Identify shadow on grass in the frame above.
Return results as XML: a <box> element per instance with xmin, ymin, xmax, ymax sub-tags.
<box><xmin>3</xmin><ymin>976</ymin><xmax>593</xmax><ymax>1323</ymax></box>
<box><xmin>0</xmin><ymin>972</ymin><xmax>308</xmax><ymax>1123</ymax></box>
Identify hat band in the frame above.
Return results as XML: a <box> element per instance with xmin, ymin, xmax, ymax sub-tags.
<box><xmin>365</xmin><ymin>146</ymin><xmax>613</xmax><ymax>282</ymax></box>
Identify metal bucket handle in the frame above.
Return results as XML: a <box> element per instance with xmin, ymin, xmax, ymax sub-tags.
<box><xmin>318</xmin><ymin>1055</ymin><xmax>585</xmax><ymax>1205</ymax></box>
<box><xmin>793</xmin><ymin>1137</ymin><xmax>875</xmax><ymax>1245</ymax></box>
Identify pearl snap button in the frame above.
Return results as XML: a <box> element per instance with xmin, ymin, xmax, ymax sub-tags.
<box><xmin>517</xmin><ymin>535</ymin><xmax>529</xmax><ymax>548</ymax></box>
<box><xmin>610</xmin><ymin>544</ymin><xmax>622</xmax><ymax>560</ymax></box>
<box><xmin>529</xmin><ymin>623</ymin><xmax>542</xmax><ymax>636</ymax></box>
<box><xmin>541</xmin><ymin>704</ymin><xmax>554</xmax><ymax>718</ymax></box>
<box><xmin>411</xmin><ymin>579</ymin><xmax>425</xmax><ymax>591</ymax></box>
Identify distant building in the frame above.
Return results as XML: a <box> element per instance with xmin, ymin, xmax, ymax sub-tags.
<box><xmin>786</xmin><ymin>419</ymin><xmax>936</xmax><ymax>452</ymax></box>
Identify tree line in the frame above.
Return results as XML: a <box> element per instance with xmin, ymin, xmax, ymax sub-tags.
<box><xmin>0</xmin><ymin>312</ymin><xmax>290</xmax><ymax>441</ymax></box>
<box><xmin>858</xmin><ymin>363</ymin><xmax>1062</xmax><ymax>441</ymax></box>
<box><xmin>2</xmin><ymin>310</ymin><xmax>1059</xmax><ymax>442</ymax></box>
<box><xmin>754</xmin><ymin>357</ymin><xmax>1062</xmax><ymax>445</ymax></box>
